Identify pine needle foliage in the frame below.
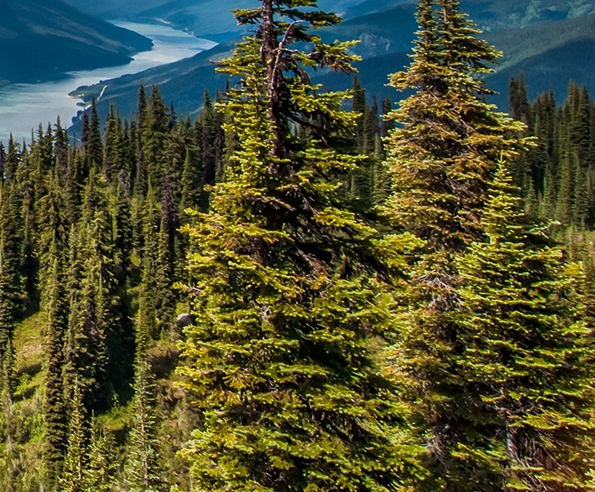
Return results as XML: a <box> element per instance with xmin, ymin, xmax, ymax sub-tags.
<box><xmin>382</xmin><ymin>0</ymin><xmax>536</xmax><ymax>489</ymax></box>
<box><xmin>178</xmin><ymin>1</ymin><xmax>421</xmax><ymax>490</ymax></box>
<box><xmin>453</xmin><ymin>162</ymin><xmax>595</xmax><ymax>490</ymax></box>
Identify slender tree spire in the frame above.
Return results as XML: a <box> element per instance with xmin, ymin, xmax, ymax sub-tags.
<box><xmin>383</xmin><ymin>0</ymin><xmax>535</xmax><ymax>488</ymax></box>
<box><xmin>179</xmin><ymin>1</ymin><xmax>420</xmax><ymax>489</ymax></box>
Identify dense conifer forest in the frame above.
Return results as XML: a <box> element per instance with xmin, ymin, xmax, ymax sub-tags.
<box><xmin>1</xmin><ymin>0</ymin><xmax>595</xmax><ymax>490</ymax></box>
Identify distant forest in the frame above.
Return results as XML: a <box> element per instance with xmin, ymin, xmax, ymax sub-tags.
<box><xmin>0</xmin><ymin>0</ymin><xmax>594</xmax><ymax>491</ymax></box>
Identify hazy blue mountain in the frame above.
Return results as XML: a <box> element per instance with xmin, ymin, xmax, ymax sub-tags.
<box><xmin>67</xmin><ymin>0</ymin><xmax>595</xmax><ymax>136</ymax></box>
<box><xmin>65</xmin><ymin>0</ymin><xmax>595</xmax><ymax>41</ymax></box>
<box><xmin>461</xmin><ymin>0</ymin><xmax>595</xmax><ymax>32</ymax></box>
<box><xmin>127</xmin><ymin>0</ymin><xmax>382</xmax><ymax>41</ymax></box>
<box><xmin>63</xmin><ymin>0</ymin><xmax>171</xmax><ymax>19</ymax></box>
<box><xmin>484</xmin><ymin>12</ymin><xmax>595</xmax><ymax>107</ymax></box>
<box><xmin>319</xmin><ymin>6</ymin><xmax>595</xmax><ymax>106</ymax></box>
<box><xmin>0</xmin><ymin>0</ymin><xmax>152</xmax><ymax>85</ymax></box>
<box><xmin>66</xmin><ymin>0</ymin><xmax>400</xmax><ymax>40</ymax></box>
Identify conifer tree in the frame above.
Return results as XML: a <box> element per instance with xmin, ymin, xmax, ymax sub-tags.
<box><xmin>103</xmin><ymin>104</ymin><xmax>125</xmax><ymax>184</ymax></box>
<box><xmin>199</xmin><ymin>90</ymin><xmax>217</xmax><ymax>187</ymax></box>
<box><xmin>352</xmin><ymin>76</ymin><xmax>366</xmax><ymax>153</ymax></box>
<box><xmin>179</xmin><ymin>1</ymin><xmax>420</xmax><ymax>489</ymax></box>
<box><xmin>143</xmin><ymin>86</ymin><xmax>169</xmax><ymax>188</ymax></box>
<box><xmin>3</xmin><ymin>137</ymin><xmax>18</xmax><ymax>184</ymax></box>
<box><xmin>383</xmin><ymin>0</ymin><xmax>533</xmax><ymax>487</ymax></box>
<box><xmin>63</xmin><ymin>178</ymin><xmax>113</xmax><ymax>412</ymax></box>
<box><xmin>43</xmin><ymin>254</ymin><xmax>68</xmax><ymax>487</ymax></box>
<box><xmin>180</xmin><ymin>145</ymin><xmax>203</xmax><ymax>213</ymax></box>
<box><xmin>0</xmin><ymin>339</ymin><xmax>16</xmax><ymax>492</ymax></box>
<box><xmin>453</xmin><ymin>162</ymin><xmax>595</xmax><ymax>490</ymax></box>
<box><xmin>509</xmin><ymin>72</ymin><xmax>533</xmax><ymax>131</ymax></box>
<box><xmin>0</xmin><ymin>182</ymin><xmax>23</xmax><ymax>351</ymax></box>
<box><xmin>85</xmin><ymin>418</ymin><xmax>117</xmax><ymax>492</ymax></box>
<box><xmin>82</xmin><ymin>99</ymin><xmax>103</xmax><ymax>170</ymax></box>
<box><xmin>54</xmin><ymin>118</ymin><xmax>69</xmax><ymax>184</ymax></box>
<box><xmin>39</xmin><ymin>173</ymin><xmax>69</xmax><ymax>487</ymax></box>
<box><xmin>60</xmin><ymin>379</ymin><xmax>88</xmax><ymax>492</ymax></box>
<box><xmin>363</xmin><ymin>97</ymin><xmax>379</xmax><ymax>157</ymax></box>
<box><xmin>109</xmin><ymin>178</ymin><xmax>136</xmax><ymax>393</ymax></box>
<box><xmin>123</xmin><ymin>330</ymin><xmax>164</xmax><ymax>492</ymax></box>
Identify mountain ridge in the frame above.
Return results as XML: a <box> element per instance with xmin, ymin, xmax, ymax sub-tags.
<box><xmin>66</xmin><ymin>0</ymin><xmax>595</xmax><ymax>136</ymax></box>
<box><xmin>0</xmin><ymin>0</ymin><xmax>152</xmax><ymax>85</ymax></box>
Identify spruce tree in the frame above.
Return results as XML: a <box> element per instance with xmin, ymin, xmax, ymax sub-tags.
<box><xmin>382</xmin><ymin>0</ymin><xmax>533</xmax><ymax>488</ymax></box>
<box><xmin>199</xmin><ymin>90</ymin><xmax>217</xmax><ymax>187</ymax></box>
<box><xmin>39</xmin><ymin>173</ymin><xmax>69</xmax><ymax>487</ymax></box>
<box><xmin>83</xmin><ymin>99</ymin><xmax>103</xmax><ymax>170</ymax></box>
<box><xmin>352</xmin><ymin>76</ymin><xmax>366</xmax><ymax>153</ymax></box>
<box><xmin>123</xmin><ymin>333</ymin><xmax>164</xmax><ymax>492</ymax></box>
<box><xmin>0</xmin><ymin>182</ymin><xmax>22</xmax><ymax>351</ymax></box>
<box><xmin>179</xmin><ymin>0</ymin><xmax>420</xmax><ymax>489</ymax></box>
<box><xmin>60</xmin><ymin>379</ymin><xmax>88</xmax><ymax>492</ymax></box>
<box><xmin>454</xmin><ymin>162</ymin><xmax>595</xmax><ymax>490</ymax></box>
<box><xmin>63</xmin><ymin>178</ymin><xmax>113</xmax><ymax>412</ymax></box>
<box><xmin>0</xmin><ymin>339</ymin><xmax>16</xmax><ymax>492</ymax></box>
<box><xmin>85</xmin><ymin>418</ymin><xmax>117</xmax><ymax>492</ymax></box>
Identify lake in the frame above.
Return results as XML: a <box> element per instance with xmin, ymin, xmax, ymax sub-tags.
<box><xmin>0</xmin><ymin>22</ymin><xmax>217</xmax><ymax>143</ymax></box>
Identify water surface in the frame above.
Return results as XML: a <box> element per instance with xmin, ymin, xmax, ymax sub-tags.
<box><xmin>0</xmin><ymin>22</ymin><xmax>216</xmax><ymax>142</ymax></box>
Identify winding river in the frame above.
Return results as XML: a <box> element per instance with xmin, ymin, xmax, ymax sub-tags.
<box><xmin>0</xmin><ymin>22</ymin><xmax>217</xmax><ymax>142</ymax></box>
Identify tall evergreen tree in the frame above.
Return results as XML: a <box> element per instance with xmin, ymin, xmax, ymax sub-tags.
<box><xmin>0</xmin><ymin>182</ymin><xmax>23</xmax><ymax>351</ymax></box>
<box><xmin>82</xmin><ymin>99</ymin><xmax>103</xmax><ymax>170</ymax></box>
<box><xmin>382</xmin><ymin>0</ymin><xmax>533</xmax><ymax>488</ymax></box>
<box><xmin>352</xmin><ymin>76</ymin><xmax>366</xmax><ymax>153</ymax></box>
<box><xmin>453</xmin><ymin>162</ymin><xmax>595</xmax><ymax>490</ymax></box>
<box><xmin>123</xmin><ymin>333</ymin><xmax>164</xmax><ymax>492</ymax></box>
<box><xmin>60</xmin><ymin>379</ymin><xmax>88</xmax><ymax>492</ymax></box>
<box><xmin>39</xmin><ymin>172</ymin><xmax>69</xmax><ymax>487</ymax></box>
<box><xmin>179</xmin><ymin>0</ymin><xmax>420</xmax><ymax>489</ymax></box>
<box><xmin>0</xmin><ymin>339</ymin><xmax>16</xmax><ymax>492</ymax></box>
<box><xmin>85</xmin><ymin>418</ymin><xmax>117</xmax><ymax>492</ymax></box>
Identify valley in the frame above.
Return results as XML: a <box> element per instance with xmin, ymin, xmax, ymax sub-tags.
<box><xmin>0</xmin><ymin>22</ymin><xmax>216</xmax><ymax>142</ymax></box>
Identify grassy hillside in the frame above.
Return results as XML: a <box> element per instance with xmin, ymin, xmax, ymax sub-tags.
<box><xmin>0</xmin><ymin>0</ymin><xmax>152</xmax><ymax>84</ymax></box>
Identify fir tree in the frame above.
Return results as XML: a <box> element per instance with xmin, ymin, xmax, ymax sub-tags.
<box><xmin>352</xmin><ymin>76</ymin><xmax>366</xmax><ymax>153</ymax></box>
<box><xmin>199</xmin><ymin>90</ymin><xmax>217</xmax><ymax>187</ymax></box>
<box><xmin>60</xmin><ymin>379</ymin><xmax>88</xmax><ymax>492</ymax></box>
<box><xmin>179</xmin><ymin>1</ymin><xmax>420</xmax><ymax>489</ymax></box>
<box><xmin>0</xmin><ymin>339</ymin><xmax>16</xmax><ymax>492</ymax></box>
<box><xmin>85</xmin><ymin>418</ymin><xmax>117</xmax><ymax>492</ymax></box>
<box><xmin>83</xmin><ymin>99</ymin><xmax>103</xmax><ymax>170</ymax></box>
<box><xmin>180</xmin><ymin>145</ymin><xmax>203</xmax><ymax>213</ymax></box>
<box><xmin>0</xmin><ymin>182</ymin><xmax>23</xmax><ymax>351</ymax></box>
<box><xmin>383</xmin><ymin>0</ymin><xmax>533</xmax><ymax>488</ymax></box>
<box><xmin>453</xmin><ymin>162</ymin><xmax>595</xmax><ymax>490</ymax></box>
<box><xmin>39</xmin><ymin>173</ymin><xmax>69</xmax><ymax>487</ymax></box>
<box><xmin>42</xmin><ymin>255</ymin><xmax>68</xmax><ymax>487</ymax></box>
<box><xmin>123</xmin><ymin>332</ymin><xmax>164</xmax><ymax>492</ymax></box>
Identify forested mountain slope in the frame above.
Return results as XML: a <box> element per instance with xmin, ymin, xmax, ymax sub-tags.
<box><xmin>69</xmin><ymin>0</ymin><xmax>595</xmax><ymax>128</ymax></box>
<box><xmin>60</xmin><ymin>0</ymin><xmax>171</xmax><ymax>19</ymax></box>
<box><xmin>66</xmin><ymin>0</ymin><xmax>387</xmax><ymax>39</ymax></box>
<box><xmin>0</xmin><ymin>0</ymin><xmax>152</xmax><ymax>84</ymax></box>
<box><xmin>2</xmin><ymin>0</ymin><xmax>595</xmax><ymax>490</ymax></box>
